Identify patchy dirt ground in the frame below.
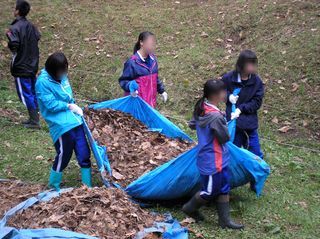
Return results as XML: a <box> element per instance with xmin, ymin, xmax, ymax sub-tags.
<box><xmin>8</xmin><ymin>186</ymin><xmax>163</xmax><ymax>239</ymax></box>
<box><xmin>0</xmin><ymin>180</ymin><xmax>45</xmax><ymax>217</ymax></box>
<box><xmin>84</xmin><ymin>108</ymin><xmax>193</xmax><ymax>186</ymax></box>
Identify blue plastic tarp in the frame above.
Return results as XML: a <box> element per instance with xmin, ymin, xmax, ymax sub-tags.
<box><xmin>90</xmin><ymin>96</ymin><xmax>192</xmax><ymax>142</ymax></box>
<box><xmin>85</xmin><ymin>96</ymin><xmax>270</xmax><ymax>200</ymax></box>
<box><xmin>0</xmin><ymin>188</ymin><xmax>97</xmax><ymax>239</ymax></box>
<box><xmin>0</xmin><ymin>185</ymin><xmax>187</xmax><ymax>239</ymax></box>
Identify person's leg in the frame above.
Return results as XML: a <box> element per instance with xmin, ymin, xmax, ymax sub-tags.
<box><xmin>182</xmin><ymin>174</ymin><xmax>209</xmax><ymax>222</ymax></box>
<box><xmin>247</xmin><ymin>129</ymin><xmax>264</xmax><ymax>159</ymax></box>
<box><xmin>14</xmin><ymin>77</ymin><xmax>40</xmax><ymax>128</ymax></box>
<box><xmin>49</xmin><ymin>130</ymin><xmax>74</xmax><ymax>190</ymax></box>
<box><xmin>74</xmin><ymin>125</ymin><xmax>92</xmax><ymax>187</ymax></box>
<box><xmin>31</xmin><ymin>77</ymin><xmax>38</xmax><ymax>109</ymax></box>
<box><xmin>233</xmin><ymin>128</ymin><xmax>248</xmax><ymax>149</ymax></box>
<box><xmin>216</xmin><ymin>168</ymin><xmax>244</xmax><ymax>229</ymax></box>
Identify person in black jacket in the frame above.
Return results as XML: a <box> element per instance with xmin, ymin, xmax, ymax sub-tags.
<box><xmin>222</xmin><ymin>50</ymin><xmax>264</xmax><ymax>159</ymax></box>
<box><xmin>6</xmin><ymin>0</ymin><xmax>41</xmax><ymax>129</ymax></box>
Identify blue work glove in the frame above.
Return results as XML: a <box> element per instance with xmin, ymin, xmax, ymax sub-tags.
<box><xmin>128</xmin><ymin>80</ymin><xmax>139</xmax><ymax>97</ymax></box>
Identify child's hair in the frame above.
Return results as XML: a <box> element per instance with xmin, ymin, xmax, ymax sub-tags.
<box><xmin>235</xmin><ymin>49</ymin><xmax>258</xmax><ymax>73</ymax></box>
<box><xmin>45</xmin><ymin>52</ymin><xmax>69</xmax><ymax>80</ymax></box>
<box><xmin>16</xmin><ymin>0</ymin><xmax>30</xmax><ymax>17</ymax></box>
<box><xmin>193</xmin><ymin>79</ymin><xmax>225</xmax><ymax>119</ymax></box>
<box><xmin>133</xmin><ymin>31</ymin><xmax>154</xmax><ymax>53</ymax></box>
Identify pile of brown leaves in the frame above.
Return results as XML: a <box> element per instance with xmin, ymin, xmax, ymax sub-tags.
<box><xmin>8</xmin><ymin>187</ymin><xmax>163</xmax><ymax>239</ymax></box>
<box><xmin>0</xmin><ymin>180</ymin><xmax>44</xmax><ymax>217</ymax></box>
<box><xmin>84</xmin><ymin>108</ymin><xmax>193</xmax><ymax>186</ymax></box>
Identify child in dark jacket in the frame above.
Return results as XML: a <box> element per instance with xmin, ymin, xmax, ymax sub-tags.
<box><xmin>182</xmin><ymin>79</ymin><xmax>244</xmax><ymax>230</ymax></box>
<box><xmin>6</xmin><ymin>0</ymin><xmax>41</xmax><ymax>128</ymax></box>
<box><xmin>222</xmin><ymin>50</ymin><xmax>264</xmax><ymax>158</ymax></box>
<box><xmin>119</xmin><ymin>31</ymin><xmax>167</xmax><ymax>108</ymax></box>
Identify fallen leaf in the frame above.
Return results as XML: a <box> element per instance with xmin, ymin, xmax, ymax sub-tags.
<box><xmin>302</xmin><ymin>120</ymin><xmax>308</xmax><ymax>127</ymax></box>
<box><xmin>35</xmin><ymin>155</ymin><xmax>44</xmax><ymax>160</ymax></box>
<box><xmin>297</xmin><ymin>201</ymin><xmax>308</xmax><ymax>209</ymax></box>
<box><xmin>200</xmin><ymin>32</ymin><xmax>209</xmax><ymax>38</ymax></box>
<box><xmin>112</xmin><ymin>171</ymin><xmax>124</xmax><ymax>180</ymax></box>
<box><xmin>1</xmin><ymin>40</ymin><xmax>7</xmax><ymax>48</ymax></box>
<box><xmin>181</xmin><ymin>217</ymin><xmax>196</xmax><ymax>226</ymax></box>
<box><xmin>278</xmin><ymin>126</ymin><xmax>292</xmax><ymax>133</ymax></box>
<box><xmin>291</xmin><ymin>83</ymin><xmax>299</xmax><ymax>92</ymax></box>
<box><xmin>271</xmin><ymin>117</ymin><xmax>279</xmax><ymax>124</ymax></box>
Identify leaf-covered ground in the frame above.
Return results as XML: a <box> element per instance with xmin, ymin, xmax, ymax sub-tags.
<box><xmin>0</xmin><ymin>0</ymin><xmax>319</xmax><ymax>238</ymax></box>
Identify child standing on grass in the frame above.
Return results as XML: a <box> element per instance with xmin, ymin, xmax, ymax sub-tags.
<box><xmin>35</xmin><ymin>52</ymin><xmax>92</xmax><ymax>191</ymax></box>
<box><xmin>6</xmin><ymin>0</ymin><xmax>41</xmax><ymax>129</ymax></box>
<box><xmin>222</xmin><ymin>50</ymin><xmax>264</xmax><ymax>158</ymax></box>
<box><xmin>119</xmin><ymin>31</ymin><xmax>168</xmax><ymax>108</ymax></box>
<box><xmin>182</xmin><ymin>79</ymin><xmax>244</xmax><ymax>230</ymax></box>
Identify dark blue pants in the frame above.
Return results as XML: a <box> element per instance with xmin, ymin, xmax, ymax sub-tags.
<box><xmin>234</xmin><ymin>128</ymin><xmax>264</xmax><ymax>159</ymax></box>
<box><xmin>52</xmin><ymin>125</ymin><xmax>91</xmax><ymax>172</ymax></box>
<box><xmin>14</xmin><ymin>77</ymin><xmax>38</xmax><ymax>110</ymax></box>
<box><xmin>199</xmin><ymin>167</ymin><xmax>230</xmax><ymax>201</ymax></box>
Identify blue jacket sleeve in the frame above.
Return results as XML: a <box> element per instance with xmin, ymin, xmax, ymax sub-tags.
<box><xmin>157</xmin><ymin>77</ymin><xmax>165</xmax><ymax>94</ymax></box>
<box><xmin>222</xmin><ymin>74</ymin><xmax>232</xmax><ymax>99</ymax></box>
<box><xmin>188</xmin><ymin>117</ymin><xmax>196</xmax><ymax>130</ymax></box>
<box><xmin>238</xmin><ymin>78</ymin><xmax>264</xmax><ymax>114</ymax></box>
<box><xmin>36</xmin><ymin>81</ymin><xmax>69</xmax><ymax>113</ymax></box>
<box><xmin>119</xmin><ymin>59</ymin><xmax>135</xmax><ymax>92</ymax></box>
<box><xmin>209</xmin><ymin>114</ymin><xmax>230</xmax><ymax>144</ymax></box>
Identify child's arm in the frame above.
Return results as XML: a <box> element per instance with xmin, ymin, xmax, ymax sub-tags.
<box><xmin>156</xmin><ymin>77</ymin><xmax>165</xmax><ymax>94</ymax></box>
<box><xmin>36</xmin><ymin>81</ymin><xmax>69</xmax><ymax>113</ymax></box>
<box><xmin>210</xmin><ymin>115</ymin><xmax>230</xmax><ymax>144</ymax></box>
<box><xmin>6</xmin><ymin>27</ymin><xmax>20</xmax><ymax>53</ymax></box>
<box><xmin>119</xmin><ymin>59</ymin><xmax>135</xmax><ymax>92</ymax></box>
<box><xmin>238</xmin><ymin>78</ymin><xmax>264</xmax><ymax>114</ymax></box>
<box><xmin>188</xmin><ymin>117</ymin><xmax>196</xmax><ymax>130</ymax></box>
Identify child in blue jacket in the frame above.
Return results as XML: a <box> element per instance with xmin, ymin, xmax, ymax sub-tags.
<box><xmin>222</xmin><ymin>50</ymin><xmax>264</xmax><ymax>158</ymax></box>
<box><xmin>35</xmin><ymin>52</ymin><xmax>92</xmax><ymax>191</ymax></box>
<box><xmin>119</xmin><ymin>31</ymin><xmax>168</xmax><ymax>108</ymax></box>
<box><xmin>182</xmin><ymin>79</ymin><xmax>244</xmax><ymax>230</ymax></box>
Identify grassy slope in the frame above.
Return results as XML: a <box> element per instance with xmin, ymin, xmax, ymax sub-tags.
<box><xmin>0</xmin><ymin>0</ymin><xmax>319</xmax><ymax>238</ymax></box>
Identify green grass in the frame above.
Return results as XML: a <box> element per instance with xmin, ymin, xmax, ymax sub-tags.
<box><xmin>0</xmin><ymin>0</ymin><xmax>319</xmax><ymax>238</ymax></box>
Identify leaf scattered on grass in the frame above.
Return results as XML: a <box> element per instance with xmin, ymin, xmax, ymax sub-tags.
<box><xmin>278</xmin><ymin>126</ymin><xmax>292</xmax><ymax>133</ymax></box>
<box><xmin>272</xmin><ymin>117</ymin><xmax>279</xmax><ymax>124</ymax></box>
<box><xmin>291</xmin><ymin>83</ymin><xmax>299</xmax><ymax>92</ymax></box>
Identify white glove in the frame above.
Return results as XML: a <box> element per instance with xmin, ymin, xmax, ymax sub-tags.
<box><xmin>68</xmin><ymin>104</ymin><xmax>83</xmax><ymax>116</ymax></box>
<box><xmin>161</xmin><ymin>92</ymin><xmax>168</xmax><ymax>103</ymax></box>
<box><xmin>229</xmin><ymin>94</ymin><xmax>239</xmax><ymax>104</ymax></box>
<box><xmin>231</xmin><ymin>108</ymin><xmax>241</xmax><ymax>120</ymax></box>
<box><xmin>131</xmin><ymin>90</ymin><xmax>138</xmax><ymax>97</ymax></box>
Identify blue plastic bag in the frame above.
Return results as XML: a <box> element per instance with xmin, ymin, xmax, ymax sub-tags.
<box><xmin>86</xmin><ymin>96</ymin><xmax>270</xmax><ymax>200</ymax></box>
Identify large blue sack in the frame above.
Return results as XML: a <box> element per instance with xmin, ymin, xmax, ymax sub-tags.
<box><xmin>87</xmin><ymin>96</ymin><xmax>270</xmax><ymax>200</ymax></box>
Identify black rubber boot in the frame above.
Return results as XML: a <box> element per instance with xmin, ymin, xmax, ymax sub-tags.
<box><xmin>24</xmin><ymin>108</ymin><xmax>40</xmax><ymax>129</ymax></box>
<box><xmin>216</xmin><ymin>199</ymin><xmax>244</xmax><ymax>230</ymax></box>
<box><xmin>182</xmin><ymin>192</ymin><xmax>207</xmax><ymax>222</ymax></box>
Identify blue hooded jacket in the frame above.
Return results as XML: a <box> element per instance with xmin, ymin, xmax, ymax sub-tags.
<box><xmin>189</xmin><ymin>103</ymin><xmax>230</xmax><ymax>175</ymax></box>
<box><xmin>35</xmin><ymin>69</ymin><xmax>82</xmax><ymax>143</ymax></box>
<box><xmin>222</xmin><ymin>70</ymin><xmax>264</xmax><ymax>130</ymax></box>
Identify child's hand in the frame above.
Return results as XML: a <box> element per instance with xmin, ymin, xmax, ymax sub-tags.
<box><xmin>229</xmin><ymin>94</ymin><xmax>239</xmax><ymax>104</ymax></box>
<box><xmin>231</xmin><ymin>108</ymin><xmax>241</xmax><ymax>120</ymax></box>
<box><xmin>161</xmin><ymin>92</ymin><xmax>168</xmax><ymax>103</ymax></box>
